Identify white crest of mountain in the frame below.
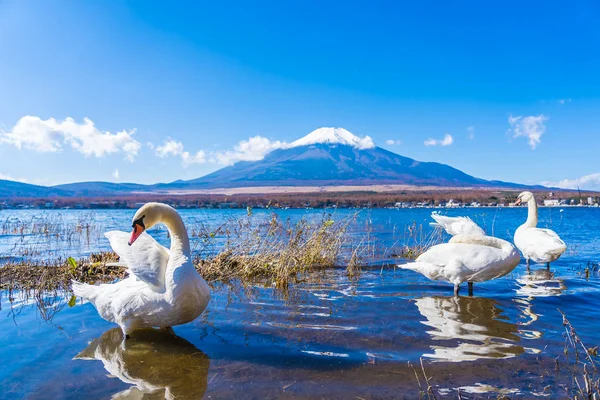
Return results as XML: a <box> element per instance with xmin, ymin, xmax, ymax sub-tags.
<box><xmin>289</xmin><ymin>127</ymin><xmax>375</xmax><ymax>149</ymax></box>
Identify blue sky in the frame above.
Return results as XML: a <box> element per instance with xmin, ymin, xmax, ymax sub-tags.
<box><xmin>0</xmin><ymin>1</ymin><xmax>599</xmax><ymax>189</ymax></box>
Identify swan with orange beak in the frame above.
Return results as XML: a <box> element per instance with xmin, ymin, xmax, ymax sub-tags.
<box><xmin>72</xmin><ymin>202</ymin><xmax>210</xmax><ymax>336</ymax></box>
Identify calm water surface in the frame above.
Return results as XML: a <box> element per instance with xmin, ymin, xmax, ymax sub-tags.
<box><xmin>1</xmin><ymin>207</ymin><xmax>599</xmax><ymax>399</ymax></box>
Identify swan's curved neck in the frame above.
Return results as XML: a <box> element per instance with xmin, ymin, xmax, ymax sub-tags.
<box><xmin>523</xmin><ymin>198</ymin><xmax>538</xmax><ymax>228</ymax></box>
<box><xmin>157</xmin><ymin>205</ymin><xmax>190</xmax><ymax>256</ymax></box>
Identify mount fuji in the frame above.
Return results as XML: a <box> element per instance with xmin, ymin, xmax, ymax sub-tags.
<box><xmin>162</xmin><ymin>127</ymin><xmax>522</xmax><ymax>190</ymax></box>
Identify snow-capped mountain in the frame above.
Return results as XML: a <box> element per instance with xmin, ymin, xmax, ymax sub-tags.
<box><xmin>288</xmin><ymin>127</ymin><xmax>375</xmax><ymax>150</ymax></box>
<box><xmin>169</xmin><ymin>127</ymin><xmax>523</xmax><ymax>190</ymax></box>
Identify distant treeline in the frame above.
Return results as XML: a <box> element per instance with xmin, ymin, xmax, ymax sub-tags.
<box><xmin>2</xmin><ymin>188</ymin><xmax>598</xmax><ymax>209</ymax></box>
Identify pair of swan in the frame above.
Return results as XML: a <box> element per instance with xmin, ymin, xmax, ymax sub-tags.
<box><xmin>72</xmin><ymin>202</ymin><xmax>210</xmax><ymax>336</ymax></box>
<box><xmin>402</xmin><ymin>191</ymin><xmax>566</xmax><ymax>296</ymax></box>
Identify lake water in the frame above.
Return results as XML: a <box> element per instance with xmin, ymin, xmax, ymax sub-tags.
<box><xmin>1</xmin><ymin>207</ymin><xmax>599</xmax><ymax>399</ymax></box>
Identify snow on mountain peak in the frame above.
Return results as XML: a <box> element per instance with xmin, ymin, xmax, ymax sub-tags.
<box><xmin>290</xmin><ymin>127</ymin><xmax>375</xmax><ymax>149</ymax></box>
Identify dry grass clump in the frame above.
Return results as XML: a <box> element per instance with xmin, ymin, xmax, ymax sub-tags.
<box><xmin>0</xmin><ymin>252</ymin><xmax>125</xmax><ymax>293</ymax></box>
<box><xmin>195</xmin><ymin>212</ymin><xmax>362</xmax><ymax>287</ymax></box>
<box><xmin>0</xmin><ymin>252</ymin><xmax>125</xmax><ymax>320</ymax></box>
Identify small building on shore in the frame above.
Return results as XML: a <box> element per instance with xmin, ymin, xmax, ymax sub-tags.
<box><xmin>543</xmin><ymin>199</ymin><xmax>560</xmax><ymax>207</ymax></box>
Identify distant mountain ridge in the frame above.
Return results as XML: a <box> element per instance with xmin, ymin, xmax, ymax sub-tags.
<box><xmin>0</xmin><ymin>127</ymin><xmax>538</xmax><ymax>198</ymax></box>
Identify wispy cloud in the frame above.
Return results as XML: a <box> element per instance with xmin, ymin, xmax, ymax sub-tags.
<box><xmin>558</xmin><ymin>98</ymin><xmax>572</xmax><ymax>105</ymax></box>
<box><xmin>424</xmin><ymin>133</ymin><xmax>453</xmax><ymax>147</ymax></box>
<box><xmin>0</xmin><ymin>116</ymin><xmax>141</xmax><ymax>161</ymax></box>
<box><xmin>467</xmin><ymin>126</ymin><xmax>475</xmax><ymax>139</ymax></box>
<box><xmin>508</xmin><ymin>114</ymin><xmax>547</xmax><ymax>149</ymax></box>
<box><xmin>155</xmin><ymin>138</ymin><xmax>207</xmax><ymax>165</ymax></box>
<box><xmin>155</xmin><ymin>135</ymin><xmax>286</xmax><ymax>167</ymax></box>
<box><xmin>112</xmin><ymin>169</ymin><xmax>120</xmax><ymax>182</ymax></box>
<box><xmin>385</xmin><ymin>139</ymin><xmax>402</xmax><ymax>146</ymax></box>
<box><xmin>214</xmin><ymin>136</ymin><xmax>288</xmax><ymax>165</ymax></box>
<box><xmin>542</xmin><ymin>172</ymin><xmax>600</xmax><ymax>191</ymax></box>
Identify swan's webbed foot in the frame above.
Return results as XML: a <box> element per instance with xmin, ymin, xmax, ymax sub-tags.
<box><xmin>468</xmin><ymin>282</ymin><xmax>474</xmax><ymax>297</ymax></box>
<box><xmin>454</xmin><ymin>284</ymin><xmax>460</xmax><ymax>296</ymax></box>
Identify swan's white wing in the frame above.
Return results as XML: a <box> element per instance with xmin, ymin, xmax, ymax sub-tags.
<box><xmin>517</xmin><ymin>228</ymin><xmax>566</xmax><ymax>262</ymax></box>
<box><xmin>536</xmin><ymin>228</ymin><xmax>565</xmax><ymax>243</ymax></box>
<box><xmin>403</xmin><ymin>241</ymin><xmax>519</xmax><ymax>283</ymax></box>
<box><xmin>104</xmin><ymin>231</ymin><xmax>169</xmax><ymax>291</ymax></box>
<box><xmin>430</xmin><ymin>214</ymin><xmax>485</xmax><ymax>237</ymax></box>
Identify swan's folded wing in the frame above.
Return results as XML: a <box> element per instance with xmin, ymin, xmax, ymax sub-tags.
<box><xmin>537</xmin><ymin>228</ymin><xmax>565</xmax><ymax>243</ymax></box>
<box><xmin>430</xmin><ymin>214</ymin><xmax>485</xmax><ymax>237</ymax></box>
<box><xmin>519</xmin><ymin>228</ymin><xmax>567</xmax><ymax>260</ymax></box>
<box><xmin>104</xmin><ymin>231</ymin><xmax>170</xmax><ymax>291</ymax></box>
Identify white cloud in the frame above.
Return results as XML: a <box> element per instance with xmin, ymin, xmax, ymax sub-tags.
<box><xmin>558</xmin><ymin>98</ymin><xmax>572</xmax><ymax>105</ymax></box>
<box><xmin>542</xmin><ymin>172</ymin><xmax>600</xmax><ymax>191</ymax></box>
<box><xmin>0</xmin><ymin>116</ymin><xmax>141</xmax><ymax>161</ymax></box>
<box><xmin>155</xmin><ymin>138</ymin><xmax>207</xmax><ymax>166</ymax></box>
<box><xmin>508</xmin><ymin>114</ymin><xmax>547</xmax><ymax>149</ymax></box>
<box><xmin>112</xmin><ymin>169</ymin><xmax>120</xmax><ymax>181</ymax></box>
<box><xmin>424</xmin><ymin>133</ymin><xmax>453</xmax><ymax>147</ymax></box>
<box><xmin>467</xmin><ymin>126</ymin><xmax>475</xmax><ymax>139</ymax></box>
<box><xmin>154</xmin><ymin>135</ymin><xmax>287</xmax><ymax>167</ymax></box>
<box><xmin>156</xmin><ymin>138</ymin><xmax>184</xmax><ymax>158</ymax></box>
<box><xmin>385</xmin><ymin>139</ymin><xmax>402</xmax><ymax>146</ymax></box>
<box><xmin>213</xmin><ymin>136</ymin><xmax>288</xmax><ymax>166</ymax></box>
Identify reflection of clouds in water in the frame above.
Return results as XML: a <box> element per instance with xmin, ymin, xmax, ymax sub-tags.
<box><xmin>516</xmin><ymin>268</ymin><xmax>566</xmax><ymax>298</ymax></box>
<box><xmin>75</xmin><ymin>328</ymin><xmax>210</xmax><ymax>400</ymax></box>
<box><xmin>414</xmin><ymin>296</ymin><xmax>533</xmax><ymax>362</ymax></box>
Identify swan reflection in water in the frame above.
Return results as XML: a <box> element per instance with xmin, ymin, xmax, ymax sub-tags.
<box><xmin>516</xmin><ymin>268</ymin><xmax>566</xmax><ymax>298</ymax></box>
<box><xmin>74</xmin><ymin>328</ymin><xmax>210</xmax><ymax>399</ymax></box>
<box><xmin>514</xmin><ymin>268</ymin><xmax>565</xmax><ymax>329</ymax></box>
<box><xmin>414</xmin><ymin>296</ymin><xmax>528</xmax><ymax>362</ymax></box>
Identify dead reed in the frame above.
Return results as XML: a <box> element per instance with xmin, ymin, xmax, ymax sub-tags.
<box><xmin>557</xmin><ymin>309</ymin><xmax>599</xmax><ymax>399</ymax></box>
<box><xmin>193</xmin><ymin>212</ymin><xmax>362</xmax><ymax>287</ymax></box>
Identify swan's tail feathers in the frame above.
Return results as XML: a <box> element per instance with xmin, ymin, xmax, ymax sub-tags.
<box><xmin>429</xmin><ymin>213</ymin><xmax>485</xmax><ymax>237</ymax></box>
<box><xmin>71</xmin><ymin>280</ymin><xmax>99</xmax><ymax>303</ymax></box>
<box><xmin>550</xmin><ymin>242</ymin><xmax>567</xmax><ymax>258</ymax></box>
<box><xmin>400</xmin><ymin>262</ymin><xmax>442</xmax><ymax>281</ymax></box>
<box><xmin>400</xmin><ymin>262</ymin><xmax>421</xmax><ymax>271</ymax></box>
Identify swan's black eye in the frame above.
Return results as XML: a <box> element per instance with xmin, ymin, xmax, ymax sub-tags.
<box><xmin>132</xmin><ymin>215</ymin><xmax>146</xmax><ymax>229</ymax></box>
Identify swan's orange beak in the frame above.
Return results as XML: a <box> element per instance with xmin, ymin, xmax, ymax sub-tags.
<box><xmin>129</xmin><ymin>224</ymin><xmax>144</xmax><ymax>246</ymax></box>
<box><xmin>514</xmin><ymin>198</ymin><xmax>522</xmax><ymax>206</ymax></box>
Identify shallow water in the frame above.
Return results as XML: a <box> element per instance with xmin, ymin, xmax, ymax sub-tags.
<box><xmin>1</xmin><ymin>207</ymin><xmax>599</xmax><ymax>399</ymax></box>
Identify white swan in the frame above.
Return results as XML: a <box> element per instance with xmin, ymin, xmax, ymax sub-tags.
<box><xmin>430</xmin><ymin>212</ymin><xmax>485</xmax><ymax>237</ymax></box>
<box><xmin>514</xmin><ymin>191</ymin><xmax>566</xmax><ymax>269</ymax></box>
<box><xmin>72</xmin><ymin>202</ymin><xmax>210</xmax><ymax>335</ymax></box>
<box><xmin>402</xmin><ymin>216</ymin><xmax>520</xmax><ymax>295</ymax></box>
